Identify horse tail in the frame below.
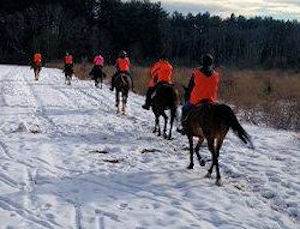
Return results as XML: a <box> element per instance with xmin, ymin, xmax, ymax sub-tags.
<box><xmin>222</xmin><ymin>105</ymin><xmax>254</xmax><ymax>149</ymax></box>
<box><xmin>120</xmin><ymin>74</ymin><xmax>127</xmax><ymax>85</ymax></box>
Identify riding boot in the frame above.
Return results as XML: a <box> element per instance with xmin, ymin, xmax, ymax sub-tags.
<box><xmin>142</xmin><ymin>87</ymin><xmax>153</xmax><ymax>110</ymax></box>
<box><xmin>177</xmin><ymin>103</ymin><xmax>194</xmax><ymax>135</ymax></box>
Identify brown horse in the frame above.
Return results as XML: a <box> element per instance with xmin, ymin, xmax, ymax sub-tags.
<box><xmin>151</xmin><ymin>83</ymin><xmax>179</xmax><ymax>140</ymax></box>
<box><xmin>33</xmin><ymin>63</ymin><xmax>41</xmax><ymax>81</ymax></box>
<box><xmin>183</xmin><ymin>102</ymin><xmax>254</xmax><ymax>186</ymax></box>
<box><xmin>114</xmin><ymin>73</ymin><xmax>131</xmax><ymax>114</ymax></box>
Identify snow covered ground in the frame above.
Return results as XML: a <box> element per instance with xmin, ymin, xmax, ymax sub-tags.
<box><xmin>0</xmin><ymin>65</ymin><xmax>299</xmax><ymax>229</ymax></box>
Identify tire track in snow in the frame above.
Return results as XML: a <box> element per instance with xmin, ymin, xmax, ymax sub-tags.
<box><xmin>0</xmin><ymin>196</ymin><xmax>59</xmax><ymax>229</ymax></box>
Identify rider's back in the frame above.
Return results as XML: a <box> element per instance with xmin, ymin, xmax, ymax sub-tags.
<box><xmin>151</xmin><ymin>60</ymin><xmax>173</xmax><ymax>83</ymax></box>
<box><xmin>189</xmin><ymin>69</ymin><xmax>219</xmax><ymax>105</ymax></box>
<box><xmin>33</xmin><ymin>53</ymin><xmax>42</xmax><ymax>64</ymax></box>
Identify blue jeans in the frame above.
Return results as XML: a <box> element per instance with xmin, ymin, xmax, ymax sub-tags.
<box><xmin>182</xmin><ymin>102</ymin><xmax>196</xmax><ymax>118</ymax></box>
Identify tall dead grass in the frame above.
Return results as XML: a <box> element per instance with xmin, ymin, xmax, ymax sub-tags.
<box><xmin>46</xmin><ymin>62</ymin><xmax>300</xmax><ymax>131</ymax></box>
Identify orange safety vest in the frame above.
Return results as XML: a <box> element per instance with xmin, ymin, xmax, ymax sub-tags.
<box><xmin>116</xmin><ymin>57</ymin><xmax>130</xmax><ymax>72</ymax></box>
<box><xmin>189</xmin><ymin>69</ymin><xmax>219</xmax><ymax>105</ymax></box>
<box><xmin>33</xmin><ymin>53</ymin><xmax>42</xmax><ymax>64</ymax></box>
<box><xmin>150</xmin><ymin>60</ymin><xmax>173</xmax><ymax>85</ymax></box>
<box><xmin>64</xmin><ymin>55</ymin><xmax>73</xmax><ymax>64</ymax></box>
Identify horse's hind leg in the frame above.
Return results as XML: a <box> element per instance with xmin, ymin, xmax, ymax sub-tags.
<box><xmin>115</xmin><ymin>90</ymin><xmax>120</xmax><ymax>113</ymax></box>
<box><xmin>215</xmin><ymin>135</ymin><xmax>226</xmax><ymax>186</ymax></box>
<box><xmin>187</xmin><ymin>135</ymin><xmax>194</xmax><ymax>169</ymax></box>
<box><xmin>155</xmin><ymin>115</ymin><xmax>161</xmax><ymax>136</ymax></box>
<box><xmin>95</xmin><ymin>78</ymin><xmax>99</xmax><ymax>88</ymax></box>
<box><xmin>34</xmin><ymin>69</ymin><xmax>38</xmax><ymax>81</ymax></box>
<box><xmin>195</xmin><ymin>137</ymin><xmax>205</xmax><ymax>166</ymax></box>
<box><xmin>162</xmin><ymin>111</ymin><xmax>168</xmax><ymax>139</ymax></box>
<box><xmin>168</xmin><ymin>107</ymin><xmax>176</xmax><ymax>140</ymax></box>
<box><xmin>121</xmin><ymin>92</ymin><xmax>127</xmax><ymax>115</ymax></box>
<box><xmin>205</xmin><ymin>138</ymin><xmax>215</xmax><ymax>179</ymax></box>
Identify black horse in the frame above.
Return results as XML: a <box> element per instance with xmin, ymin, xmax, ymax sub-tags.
<box><xmin>64</xmin><ymin>64</ymin><xmax>74</xmax><ymax>85</ymax></box>
<box><xmin>114</xmin><ymin>73</ymin><xmax>131</xmax><ymax>114</ymax></box>
<box><xmin>89</xmin><ymin>66</ymin><xmax>106</xmax><ymax>88</ymax></box>
<box><xmin>32</xmin><ymin>63</ymin><xmax>42</xmax><ymax>81</ymax></box>
<box><xmin>151</xmin><ymin>83</ymin><xmax>179</xmax><ymax>140</ymax></box>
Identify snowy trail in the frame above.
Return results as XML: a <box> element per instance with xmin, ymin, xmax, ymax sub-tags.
<box><xmin>0</xmin><ymin>65</ymin><xmax>299</xmax><ymax>229</ymax></box>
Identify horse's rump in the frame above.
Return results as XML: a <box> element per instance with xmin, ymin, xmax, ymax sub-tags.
<box><xmin>189</xmin><ymin>103</ymin><xmax>253</xmax><ymax>148</ymax></box>
<box><xmin>64</xmin><ymin>64</ymin><xmax>74</xmax><ymax>75</ymax></box>
<box><xmin>115</xmin><ymin>73</ymin><xmax>131</xmax><ymax>90</ymax></box>
<box><xmin>89</xmin><ymin>66</ymin><xmax>105</xmax><ymax>79</ymax></box>
<box><xmin>152</xmin><ymin>83</ymin><xmax>178</xmax><ymax>110</ymax></box>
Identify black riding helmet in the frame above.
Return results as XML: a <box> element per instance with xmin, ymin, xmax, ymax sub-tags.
<box><xmin>202</xmin><ymin>54</ymin><xmax>213</xmax><ymax>67</ymax></box>
<box><xmin>201</xmin><ymin>54</ymin><xmax>214</xmax><ymax>76</ymax></box>
<box><xmin>119</xmin><ymin>50</ymin><xmax>127</xmax><ymax>58</ymax></box>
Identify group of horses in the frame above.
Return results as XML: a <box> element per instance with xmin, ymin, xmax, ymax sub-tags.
<box><xmin>32</xmin><ymin>63</ymin><xmax>254</xmax><ymax>186</ymax></box>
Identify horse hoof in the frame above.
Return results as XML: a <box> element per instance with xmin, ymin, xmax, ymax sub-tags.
<box><xmin>205</xmin><ymin>172</ymin><xmax>212</xmax><ymax>178</ymax></box>
<box><xmin>199</xmin><ymin>159</ymin><xmax>206</xmax><ymax>167</ymax></box>
<box><xmin>187</xmin><ymin>164</ymin><xmax>194</xmax><ymax>170</ymax></box>
<box><xmin>215</xmin><ymin>179</ymin><xmax>222</xmax><ymax>186</ymax></box>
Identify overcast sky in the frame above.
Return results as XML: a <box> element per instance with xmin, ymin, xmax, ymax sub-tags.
<box><xmin>155</xmin><ymin>0</ymin><xmax>300</xmax><ymax>20</ymax></box>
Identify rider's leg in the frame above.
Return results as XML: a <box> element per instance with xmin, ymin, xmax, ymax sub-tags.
<box><xmin>177</xmin><ymin>102</ymin><xmax>195</xmax><ymax>135</ymax></box>
<box><xmin>142</xmin><ymin>86</ymin><xmax>155</xmax><ymax>110</ymax></box>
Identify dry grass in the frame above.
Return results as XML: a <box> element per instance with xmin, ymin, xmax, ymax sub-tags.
<box><xmin>46</xmin><ymin>62</ymin><xmax>300</xmax><ymax>131</ymax></box>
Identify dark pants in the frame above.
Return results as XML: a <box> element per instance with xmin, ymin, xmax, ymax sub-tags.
<box><xmin>182</xmin><ymin>102</ymin><xmax>196</xmax><ymax>118</ymax></box>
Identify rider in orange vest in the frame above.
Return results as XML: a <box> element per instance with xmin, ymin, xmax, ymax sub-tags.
<box><xmin>178</xmin><ymin>54</ymin><xmax>219</xmax><ymax>134</ymax></box>
<box><xmin>63</xmin><ymin>51</ymin><xmax>74</xmax><ymax>72</ymax></box>
<box><xmin>64</xmin><ymin>52</ymin><xmax>74</xmax><ymax>65</ymax></box>
<box><xmin>33</xmin><ymin>52</ymin><xmax>42</xmax><ymax>66</ymax></box>
<box><xmin>142</xmin><ymin>55</ymin><xmax>174</xmax><ymax>110</ymax></box>
<box><xmin>110</xmin><ymin>50</ymin><xmax>133</xmax><ymax>91</ymax></box>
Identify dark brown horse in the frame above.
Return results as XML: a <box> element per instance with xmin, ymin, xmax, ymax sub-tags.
<box><xmin>151</xmin><ymin>83</ymin><xmax>179</xmax><ymax>140</ymax></box>
<box><xmin>114</xmin><ymin>73</ymin><xmax>131</xmax><ymax>114</ymax></box>
<box><xmin>64</xmin><ymin>64</ymin><xmax>74</xmax><ymax>85</ymax></box>
<box><xmin>89</xmin><ymin>66</ymin><xmax>106</xmax><ymax>88</ymax></box>
<box><xmin>182</xmin><ymin>102</ymin><xmax>254</xmax><ymax>185</ymax></box>
<box><xmin>33</xmin><ymin>63</ymin><xmax>41</xmax><ymax>81</ymax></box>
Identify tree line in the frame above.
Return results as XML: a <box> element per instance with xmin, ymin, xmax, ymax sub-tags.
<box><xmin>0</xmin><ymin>0</ymin><xmax>299</xmax><ymax>69</ymax></box>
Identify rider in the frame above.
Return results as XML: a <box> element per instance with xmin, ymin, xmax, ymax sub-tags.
<box><xmin>93</xmin><ymin>52</ymin><xmax>104</xmax><ymax>69</ymax></box>
<box><xmin>110</xmin><ymin>50</ymin><xmax>133</xmax><ymax>91</ymax></box>
<box><xmin>142</xmin><ymin>55</ymin><xmax>174</xmax><ymax>110</ymax></box>
<box><xmin>90</xmin><ymin>52</ymin><xmax>105</xmax><ymax>86</ymax></box>
<box><xmin>32</xmin><ymin>52</ymin><xmax>42</xmax><ymax>67</ymax></box>
<box><xmin>178</xmin><ymin>54</ymin><xmax>219</xmax><ymax>134</ymax></box>
<box><xmin>64</xmin><ymin>51</ymin><xmax>74</xmax><ymax>72</ymax></box>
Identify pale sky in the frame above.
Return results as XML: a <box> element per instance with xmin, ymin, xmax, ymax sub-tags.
<box><xmin>155</xmin><ymin>0</ymin><xmax>300</xmax><ymax>20</ymax></box>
